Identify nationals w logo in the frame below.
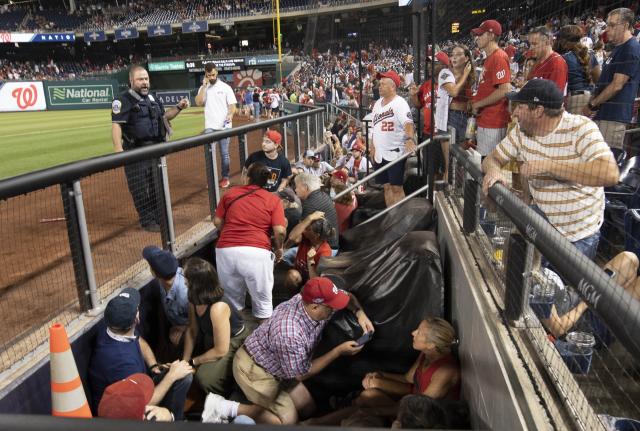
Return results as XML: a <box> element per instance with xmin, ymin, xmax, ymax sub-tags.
<box><xmin>12</xmin><ymin>84</ymin><xmax>38</xmax><ymax>110</ymax></box>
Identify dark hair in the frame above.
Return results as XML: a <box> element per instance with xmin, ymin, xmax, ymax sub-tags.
<box><xmin>204</xmin><ymin>63</ymin><xmax>218</xmax><ymax>73</ymax></box>
<box><xmin>183</xmin><ymin>257</ymin><xmax>224</xmax><ymax>305</ymax></box>
<box><xmin>397</xmin><ymin>395</ymin><xmax>470</xmax><ymax>429</ymax></box>
<box><xmin>529</xmin><ymin>26</ymin><xmax>553</xmax><ymax>40</ymax></box>
<box><xmin>246</xmin><ymin>162</ymin><xmax>271</xmax><ymax>187</ymax></box>
<box><xmin>397</xmin><ymin>395</ymin><xmax>447</xmax><ymax>429</ymax></box>
<box><xmin>332</xmin><ymin>181</ymin><xmax>354</xmax><ymax>206</ymax></box>
<box><xmin>556</xmin><ymin>25</ymin><xmax>592</xmax><ymax>84</ymax></box>
<box><xmin>307</xmin><ymin>218</ymin><xmax>335</xmax><ymax>241</ymax></box>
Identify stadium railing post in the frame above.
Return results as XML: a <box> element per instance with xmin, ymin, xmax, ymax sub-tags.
<box><xmin>60</xmin><ymin>181</ymin><xmax>99</xmax><ymax>313</ymax></box>
<box><xmin>306</xmin><ymin>116</ymin><xmax>311</xmax><ymax>150</ymax></box>
<box><xmin>315</xmin><ymin>114</ymin><xmax>320</xmax><ymax>149</ymax></box>
<box><xmin>239</xmin><ymin>134</ymin><xmax>248</xmax><ymax>167</ymax></box>
<box><xmin>204</xmin><ymin>143</ymin><xmax>220</xmax><ymax>218</ymax></box>
<box><xmin>294</xmin><ymin>119</ymin><xmax>301</xmax><ymax>161</ymax></box>
<box><xmin>283</xmin><ymin>122</ymin><xmax>289</xmax><ymax>158</ymax></box>
<box><xmin>504</xmin><ymin>232</ymin><xmax>535</xmax><ymax>325</ymax></box>
<box><xmin>462</xmin><ymin>177</ymin><xmax>479</xmax><ymax>235</ymax></box>
<box><xmin>157</xmin><ymin>156</ymin><xmax>176</xmax><ymax>253</ymax></box>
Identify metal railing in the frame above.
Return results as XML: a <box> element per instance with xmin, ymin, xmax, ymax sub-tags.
<box><xmin>446</xmin><ymin>142</ymin><xmax>640</xmax><ymax>428</ymax></box>
<box><xmin>0</xmin><ymin>107</ymin><xmax>324</xmax><ymax>373</ymax></box>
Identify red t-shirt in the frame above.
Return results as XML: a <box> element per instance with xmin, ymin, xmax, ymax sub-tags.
<box><xmin>335</xmin><ymin>195</ymin><xmax>358</xmax><ymax>233</ymax></box>
<box><xmin>526</xmin><ymin>51</ymin><xmax>568</xmax><ymax>94</ymax></box>
<box><xmin>215</xmin><ymin>185</ymin><xmax>286</xmax><ymax>250</ymax></box>
<box><xmin>504</xmin><ymin>44</ymin><xmax>517</xmax><ymax>59</ymax></box>
<box><xmin>295</xmin><ymin>239</ymin><xmax>332</xmax><ymax>280</ymax></box>
<box><xmin>417</xmin><ymin>80</ymin><xmax>435</xmax><ymax>134</ymax></box>
<box><xmin>474</xmin><ymin>48</ymin><xmax>511</xmax><ymax>129</ymax></box>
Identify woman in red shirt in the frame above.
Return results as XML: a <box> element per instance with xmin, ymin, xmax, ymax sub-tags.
<box><xmin>304</xmin><ymin>317</ymin><xmax>461</xmax><ymax>425</ymax></box>
<box><xmin>283</xmin><ymin>211</ymin><xmax>335</xmax><ymax>293</ymax></box>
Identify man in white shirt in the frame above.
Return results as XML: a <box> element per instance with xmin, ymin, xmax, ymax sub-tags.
<box><xmin>371</xmin><ymin>70</ymin><xmax>416</xmax><ymax>207</ymax></box>
<box><xmin>195</xmin><ymin>64</ymin><xmax>237</xmax><ymax>188</ymax></box>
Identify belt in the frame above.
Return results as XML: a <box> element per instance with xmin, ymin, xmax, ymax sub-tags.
<box><xmin>570</xmin><ymin>90</ymin><xmax>590</xmax><ymax>96</ymax></box>
<box><xmin>449</xmin><ymin>109</ymin><xmax>469</xmax><ymax>113</ymax></box>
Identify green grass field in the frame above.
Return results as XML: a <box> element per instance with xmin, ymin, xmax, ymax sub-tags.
<box><xmin>0</xmin><ymin>107</ymin><xmax>207</xmax><ymax>180</ymax></box>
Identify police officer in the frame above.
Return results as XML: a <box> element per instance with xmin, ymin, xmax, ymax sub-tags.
<box><xmin>112</xmin><ymin>65</ymin><xmax>189</xmax><ymax>232</ymax></box>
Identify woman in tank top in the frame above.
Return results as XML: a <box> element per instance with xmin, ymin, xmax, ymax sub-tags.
<box><xmin>182</xmin><ymin>257</ymin><xmax>248</xmax><ymax>395</ymax></box>
<box><xmin>304</xmin><ymin>317</ymin><xmax>461</xmax><ymax>425</ymax></box>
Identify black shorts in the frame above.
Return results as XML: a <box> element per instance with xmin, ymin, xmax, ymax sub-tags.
<box><xmin>375</xmin><ymin>157</ymin><xmax>406</xmax><ymax>186</ymax></box>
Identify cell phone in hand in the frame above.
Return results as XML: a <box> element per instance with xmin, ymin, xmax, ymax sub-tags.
<box><xmin>356</xmin><ymin>331</ymin><xmax>373</xmax><ymax>346</ymax></box>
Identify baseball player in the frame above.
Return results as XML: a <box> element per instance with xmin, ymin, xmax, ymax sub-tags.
<box><xmin>371</xmin><ymin>70</ymin><xmax>416</xmax><ymax>207</ymax></box>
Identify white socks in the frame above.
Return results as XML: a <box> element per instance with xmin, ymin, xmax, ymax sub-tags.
<box><xmin>223</xmin><ymin>399</ymin><xmax>240</xmax><ymax>419</ymax></box>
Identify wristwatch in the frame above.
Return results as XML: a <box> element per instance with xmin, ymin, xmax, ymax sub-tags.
<box><xmin>188</xmin><ymin>358</ymin><xmax>196</xmax><ymax>367</ymax></box>
<box><xmin>587</xmin><ymin>101</ymin><xmax>599</xmax><ymax>111</ymax></box>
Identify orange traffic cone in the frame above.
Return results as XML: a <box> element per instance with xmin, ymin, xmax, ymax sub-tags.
<box><xmin>49</xmin><ymin>323</ymin><xmax>92</xmax><ymax>418</ymax></box>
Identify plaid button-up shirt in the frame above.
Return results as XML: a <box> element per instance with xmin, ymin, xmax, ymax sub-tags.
<box><xmin>244</xmin><ymin>294</ymin><xmax>327</xmax><ymax>380</ymax></box>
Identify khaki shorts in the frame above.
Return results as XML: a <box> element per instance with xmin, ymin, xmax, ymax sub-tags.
<box><xmin>232</xmin><ymin>346</ymin><xmax>296</xmax><ymax>422</ymax></box>
<box><xmin>595</xmin><ymin>120</ymin><xmax>627</xmax><ymax>150</ymax></box>
<box><xmin>566</xmin><ymin>92</ymin><xmax>591</xmax><ymax>114</ymax></box>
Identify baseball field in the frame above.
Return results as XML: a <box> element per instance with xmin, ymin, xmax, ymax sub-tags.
<box><xmin>0</xmin><ymin>107</ymin><xmax>207</xmax><ymax>180</ymax></box>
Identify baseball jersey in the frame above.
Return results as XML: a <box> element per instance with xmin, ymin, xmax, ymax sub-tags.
<box><xmin>417</xmin><ymin>80</ymin><xmax>434</xmax><ymax>135</ymax></box>
<box><xmin>371</xmin><ymin>95</ymin><xmax>413</xmax><ymax>163</ymax></box>
<box><xmin>435</xmin><ymin>68</ymin><xmax>456</xmax><ymax>132</ymax></box>
<box><xmin>527</xmin><ymin>51</ymin><xmax>568</xmax><ymax>95</ymax></box>
<box><xmin>474</xmin><ymin>48</ymin><xmax>511</xmax><ymax>129</ymax></box>
<box><xmin>203</xmin><ymin>79</ymin><xmax>236</xmax><ymax>130</ymax></box>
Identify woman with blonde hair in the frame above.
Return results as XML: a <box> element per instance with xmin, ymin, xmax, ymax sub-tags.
<box><xmin>304</xmin><ymin>317</ymin><xmax>461</xmax><ymax>425</ymax></box>
<box><xmin>555</xmin><ymin>25</ymin><xmax>601</xmax><ymax>114</ymax></box>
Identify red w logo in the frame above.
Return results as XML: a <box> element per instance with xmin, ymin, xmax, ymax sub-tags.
<box><xmin>12</xmin><ymin>85</ymin><xmax>38</xmax><ymax>110</ymax></box>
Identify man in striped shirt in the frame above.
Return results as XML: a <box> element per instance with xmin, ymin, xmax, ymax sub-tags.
<box><xmin>202</xmin><ymin>277</ymin><xmax>374</xmax><ymax>424</ymax></box>
<box><xmin>482</xmin><ymin>79</ymin><xmax>619</xmax><ymax>258</ymax></box>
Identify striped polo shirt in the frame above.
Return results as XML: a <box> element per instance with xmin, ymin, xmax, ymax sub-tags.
<box><xmin>495</xmin><ymin>112</ymin><xmax>612</xmax><ymax>242</ymax></box>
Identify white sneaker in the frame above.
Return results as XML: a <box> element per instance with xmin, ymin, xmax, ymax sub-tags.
<box><xmin>202</xmin><ymin>393</ymin><xmax>230</xmax><ymax>423</ymax></box>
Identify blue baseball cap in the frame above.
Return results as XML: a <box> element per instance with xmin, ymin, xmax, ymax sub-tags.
<box><xmin>104</xmin><ymin>288</ymin><xmax>140</xmax><ymax>329</ymax></box>
<box><xmin>142</xmin><ymin>246</ymin><xmax>178</xmax><ymax>279</ymax></box>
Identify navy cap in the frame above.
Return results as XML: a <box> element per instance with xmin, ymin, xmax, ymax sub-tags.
<box><xmin>506</xmin><ymin>79</ymin><xmax>564</xmax><ymax>109</ymax></box>
<box><xmin>104</xmin><ymin>288</ymin><xmax>140</xmax><ymax>329</ymax></box>
<box><xmin>142</xmin><ymin>246</ymin><xmax>178</xmax><ymax>279</ymax></box>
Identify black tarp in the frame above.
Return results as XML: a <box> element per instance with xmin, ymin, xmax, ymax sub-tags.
<box><xmin>307</xmin><ymin>229</ymin><xmax>444</xmax><ymax>410</ymax></box>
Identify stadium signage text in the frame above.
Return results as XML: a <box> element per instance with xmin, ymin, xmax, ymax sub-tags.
<box><xmin>47</xmin><ymin>85</ymin><xmax>114</xmax><ymax>105</ymax></box>
<box><xmin>0</xmin><ymin>32</ymin><xmax>75</xmax><ymax>44</ymax></box>
<box><xmin>148</xmin><ymin>61</ymin><xmax>186</xmax><ymax>72</ymax></box>
<box><xmin>155</xmin><ymin>91</ymin><xmax>191</xmax><ymax>106</ymax></box>
<box><xmin>0</xmin><ymin>81</ymin><xmax>47</xmax><ymax>112</ymax></box>
<box><xmin>185</xmin><ymin>58</ymin><xmax>245</xmax><ymax>72</ymax></box>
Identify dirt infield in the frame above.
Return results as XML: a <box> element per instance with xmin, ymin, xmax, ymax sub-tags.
<box><xmin>0</xmin><ymin>115</ymin><xmax>304</xmax><ymax>366</ymax></box>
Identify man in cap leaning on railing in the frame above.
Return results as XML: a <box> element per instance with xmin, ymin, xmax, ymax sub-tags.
<box><xmin>482</xmin><ymin>79</ymin><xmax>619</xmax><ymax>259</ymax></box>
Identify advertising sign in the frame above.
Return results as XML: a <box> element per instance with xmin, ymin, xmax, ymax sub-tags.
<box><xmin>233</xmin><ymin>69</ymin><xmax>263</xmax><ymax>88</ymax></box>
<box><xmin>148</xmin><ymin>61</ymin><xmax>185</xmax><ymax>72</ymax></box>
<box><xmin>155</xmin><ymin>91</ymin><xmax>191</xmax><ymax>106</ymax></box>
<box><xmin>0</xmin><ymin>81</ymin><xmax>47</xmax><ymax>112</ymax></box>
<box><xmin>114</xmin><ymin>27</ymin><xmax>139</xmax><ymax>41</ymax></box>
<box><xmin>148</xmin><ymin>24</ymin><xmax>172</xmax><ymax>38</ymax></box>
<box><xmin>182</xmin><ymin>20</ymin><xmax>208</xmax><ymax>33</ymax></box>
<box><xmin>0</xmin><ymin>32</ymin><xmax>75</xmax><ymax>43</ymax></box>
<box><xmin>185</xmin><ymin>58</ymin><xmax>245</xmax><ymax>73</ymax></box>
<box><xmin>43</xmin><ymin>80</ymin><xmax>117</xmax><ymax>110</ymax></box>
<box><xmin>84</xmin><ymin>31</ymin><xmax>107</xmax><ymax>42</ymax></box>
<box><xmin>244</xmin><ymin>55</ymin><xmax>279</xmax><ymax>66</ymax></box>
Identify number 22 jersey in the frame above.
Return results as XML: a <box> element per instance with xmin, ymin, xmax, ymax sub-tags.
<box><xmin>371</xmin><ymin>95</ymin><xmax>413</xmax><ymax>163</ymax></box>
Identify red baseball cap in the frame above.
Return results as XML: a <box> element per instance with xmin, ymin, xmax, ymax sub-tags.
<box><xmin>301</xmin><ymin>277</ymin><xmax>350</xmax><ymax>310</ymax></box>
<box><xmin>351</xmin><ymin>142</ymin><xmax>365</xmax><ymax>152</ymax></box>
<box><xmin>264</xmin><ymin>130</ymin><xmax>282</xmax><ymax>146</ymax></box>
<box><xmin>472</xmin><ymin>20</ymin><xmax>502</xmax><ymax>36</ymax></box>
<box><xmin>332</xmin><ymin>170</ymin><xmax>348</xmax><ymax>183</ymax></box>
<box><xmin>376</xmin><ymin>70</ymin><xmax>402</xmax><ymax>88</ymax></box>
<box><xmin>427</xmin><ymin>51</ymin><xmax>450</xmax><ymax>66</ymax></box>
<box><xmin>98</xmin><ymin>373</ymin><xmax>154</xmax><ymax>420</ymax></box>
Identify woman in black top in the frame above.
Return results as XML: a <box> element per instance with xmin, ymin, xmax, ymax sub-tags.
<box><xmin>182</xmin><ymin>257</ymin><xmax>247</xmax><ymax>395</ymax></box>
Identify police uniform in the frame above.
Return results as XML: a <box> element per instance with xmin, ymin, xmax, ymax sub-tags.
<box><xmin>112</xmin><ymin>89</ymin><xmax>167</xmax><ymax>229</ymax></box>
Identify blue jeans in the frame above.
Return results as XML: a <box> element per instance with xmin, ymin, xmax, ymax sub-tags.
<box><xmin>204</xmin><ymin>129</ymin><xmax>230</xmax><ymax>179</ymax></box>
<box><xmin>253</xmin><ymin>102</ymin><xmax>261</xmax><ymax>118</ymax></box>
<box><xmin>447</xmin><ymin>109</ymin><xmax>469</xmax><ymax>144</ymax></box>
<box><xmin>152</xmin><ymin>373</ymin><xmax>193</xmax><ymax>421</ymax></box>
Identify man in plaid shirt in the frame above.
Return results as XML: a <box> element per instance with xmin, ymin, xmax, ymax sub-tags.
<box><xmin>202</xmin><ymin>277</ymin><xmax>374</xmax><ymax>424</ymax></box>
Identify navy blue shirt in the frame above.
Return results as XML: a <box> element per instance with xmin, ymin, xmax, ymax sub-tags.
<box><xmin>563</xmin><ymin>51</ymin><xmax>598</xmax><ymax>92</ymax></box>
<box><xmin>112</xmin><ymin>90</ymin><xmax>166</xmax><ymax>146</ymax></box>
<box><xmin>594</xmin><ymin>37</ymin><xmax>640</xmax><ymax>123</ymax></box>
<box><xmin>88</xmin><ymin>323</ymin><xmax>146</xmax><ymax>412</ymax></box>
